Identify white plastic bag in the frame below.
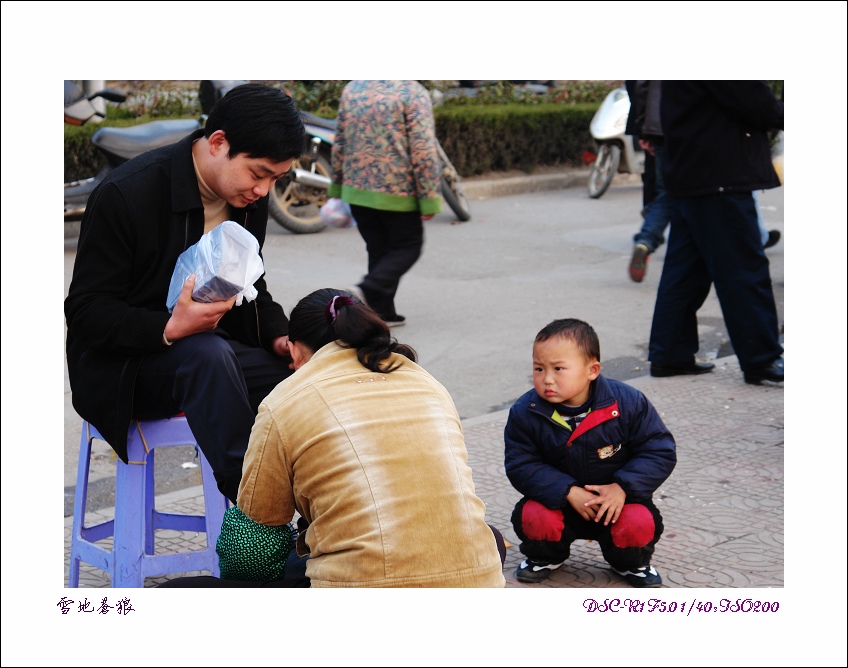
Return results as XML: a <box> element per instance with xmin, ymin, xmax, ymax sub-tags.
<box><xmin>320</xmin><ymin>198</ymin><xmax>357</xmax><ymax>228</ymax></box>
<box><xmin>166</xmin><ymin>220</ymin><xmax>264</xmax><ymax>313</ymax></box>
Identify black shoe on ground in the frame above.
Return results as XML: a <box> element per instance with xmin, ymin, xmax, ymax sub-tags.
<box><xmin>613</xmin><ymin>564</ymin><xmax>662</xmax><ymax>588</ymax></box>
<box><xmin>650</xmin><ymin>361</ymin><xmax>715</xmax><ymax>378</ymax></box>
<box><xmin>743</xmin><ymin>358</ymin><xmax>783</xmax><ymax>384</ymax></box>
<box><xmin>514</xmin><ymin>558</ymin><xmax>564</xmax><ymax>583</ymax></box>
<box><xmin>764</xmin><ymin>229</ymin><xmax>781</xmax><ymax>249</ymax></box>
<box><xmin>383</xmin><ymin>314</ymin><xmax>406</xmax><ymax>328</ymax></box>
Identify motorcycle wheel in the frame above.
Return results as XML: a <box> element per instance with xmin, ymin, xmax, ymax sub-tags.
<box><xmin>587</xmin><ymin>143</ymin><xmax>620</xmax><ymax>199</ymax></box>
<box><xmin>440</xmin><ymin>175</ymin><xmax>471</xmax><ymax>222</ymax></box>
<box><xmin>268</xmin><ymin>154</ymin><xmax>330</xmax><ymax>234</ymax></box>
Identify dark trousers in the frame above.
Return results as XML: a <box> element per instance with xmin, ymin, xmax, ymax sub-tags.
<box><xmin>642</xmin><ymin>149</ymin><xmax>657</xmax><ymax>209</ymax></box>
<box><xmin>350</xmin><ymin>204</ymin><xmax>423</xmax><ymax>319</ymax></box>
<box><xmin>511</xmin><ymin>497</ymin><xmax>664</xmax><ymax>572</ymax></box>
<box><xmin>131</xmin><ymin>332</ymin><xmax>293</xmax><ymax>502</ymax></box>
<box><xmin>648</xmin><ymin>192</ymin><xmax>783</xmax><ymax>372</ymax></box>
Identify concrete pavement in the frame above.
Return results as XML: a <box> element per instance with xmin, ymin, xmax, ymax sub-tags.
<box><xmin>64</xmin><ymin>350</ymin><xmax>783</xmax><ymax>589</ymax></box>
<box><xmin>62</xmin><ymin>167</ymin><xmax>784</xmax><ymax>589</ymax></box>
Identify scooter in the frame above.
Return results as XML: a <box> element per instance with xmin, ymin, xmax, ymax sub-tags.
<box><xmin>64</xmin><ymin>80</ymin><xmax>202</xmax><ymax>221</ymax></box>
<box><xmin>586</xmin><ymin>86</ymin><xmax>644</xmax><ymax>199</ymax></box>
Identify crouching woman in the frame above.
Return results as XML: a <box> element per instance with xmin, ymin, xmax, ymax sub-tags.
<box><xmin>229</xmin><ymin>288</ymin><xmax>505</xmax><ymax>587</ymax></box>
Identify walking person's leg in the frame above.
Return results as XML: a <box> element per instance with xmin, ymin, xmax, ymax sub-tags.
<box><xmin>680</xmin><ymin>193</ymin><xmax>783</xmax><ymax>375</ymax></box>
<box><xmin>753</xmin><ymin>189</ymin><xmax>781</xmax><ymax>249</ymax></box>
<box><xmin>630</xmin><ymin>145</ymin><xmax>671</xmax><ymax>282</ymax></box>
<box><xmin>648</xmin><ymin>201</ymin><xmax>713</xmax><ymax>371</ymax></box>
<box><xmin>350</xmin><ymin>205</ymin><xmax>423</xmax><ymax>321</ymax></box>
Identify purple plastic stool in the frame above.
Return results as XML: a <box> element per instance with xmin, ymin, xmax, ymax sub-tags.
<box><xmin>68</xmin><ymin>417</ymin><xmax>229</xmax><ymax>587</ymax></box>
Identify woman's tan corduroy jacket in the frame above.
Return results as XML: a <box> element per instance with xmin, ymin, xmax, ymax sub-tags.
<box><xmin>238</xmin><ymin>342</ymin><xmax>506</xmax><ymax>588</ymax></box>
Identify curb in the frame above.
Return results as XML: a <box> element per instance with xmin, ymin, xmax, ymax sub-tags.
<box><xmin>461</xmin><ymin>169</ymin><xmax>591</xmax><ymax>200</ymax></box>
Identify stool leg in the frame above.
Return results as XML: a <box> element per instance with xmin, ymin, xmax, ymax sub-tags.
<box><xmin>144</xmin><ymin>448</ymin><xmax>156</xmax><ymax>555</ymax></box>
<box><xmin>68</xmin><ymin>424</ymin><xmax>94</xmax><ymax>587</ymax></box>
<box><xmin>199</xmin><ymin>449</ymin><xmax>227</xmax><ymax>578</ymax></box>
<box><xmin>112</xmin><ymin>430</ymin><xmax>146</xmax><ymax>588</ymax></box>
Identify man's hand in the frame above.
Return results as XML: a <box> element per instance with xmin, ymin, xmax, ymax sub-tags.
<box><xmin>638</xmin><ymin>138</ymin><xmax>655</xmax><ymax>156</ymax></box>
<box><xmin>421</xmin><ymin>214</ymin><xmax>434</xmax><ymax>221</ymax></box>
<box><xmin>582</xmin><ymin>482</ymin><xmax>626</xmax><ymax>526</ymax></box>
<box><xmin>164</xmin><ymin>274</ymin><xmax>236</xmax><ymax>342</ymax></box>
<box><xmin>272</xmin><ymin>335</ymin><xmax>293</xmax><ymax>367</ymax></box>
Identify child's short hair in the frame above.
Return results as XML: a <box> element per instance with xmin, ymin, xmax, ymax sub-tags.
<box><xmin>535</xmin><ymin>318</ymin><xmax>601</xmax><ymax>362</ymax></box>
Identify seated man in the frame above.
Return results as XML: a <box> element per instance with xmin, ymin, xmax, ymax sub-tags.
<box><xmin>64</xmin><ymin>83</ymin><xmax>306</xmax><ymax>502</ymax></box>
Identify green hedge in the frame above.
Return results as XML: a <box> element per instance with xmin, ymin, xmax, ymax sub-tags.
<box><xmin>435</xmin><ymin>103</ymin><xmax>598</xmax><ymax>175</ymax></box>
<box><xmin>64</xmin><ymin>123</ymin><xmax>103</xmax><ymax>182</ymax></box>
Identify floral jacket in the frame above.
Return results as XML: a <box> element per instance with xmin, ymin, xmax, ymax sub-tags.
<box><xmin>328</xmin><ymin>80</ymin><xmax>442</xmax><ymax>216</ymax></box>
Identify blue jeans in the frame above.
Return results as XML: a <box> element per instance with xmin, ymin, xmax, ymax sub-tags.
<box><xmin>633</xmin><ymin>145</ymin><xmax>671</xmax><ymax>253</ymax></box>
<box><xmin>753</xmin><ymin>190</ymin><xmax>770</xmax><ymax>246</ymax></box>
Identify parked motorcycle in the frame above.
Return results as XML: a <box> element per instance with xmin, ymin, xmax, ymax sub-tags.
<box><xmin>586</xmin><ymin>86</ymin><xmax>644</xmax><ymax>199</ymax></box>
<box><xmin>64</xmin><ymin>80</ymin><xmax>201</xmax><ymax>221</ymax></box>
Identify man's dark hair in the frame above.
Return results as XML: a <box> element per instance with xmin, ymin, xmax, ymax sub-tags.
<box><xmin>535</xmin><ymin>318</ymin><xmax>601</xmax><ymax>362</ymax></box>
<box><xmin>204</xmin><ymin>83</ymin><xmax>305</xmax><ymax>162</ymax></box>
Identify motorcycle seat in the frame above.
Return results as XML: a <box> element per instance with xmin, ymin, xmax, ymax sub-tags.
<box><xmin>91</xmin><ymin>119</ymin><xmax>201</xmax><ymax>160</ymax></box>
<box><xmin>300</xmin><ymin>111</ymin><xmax>337</xmax><ymax>131</ymax></box>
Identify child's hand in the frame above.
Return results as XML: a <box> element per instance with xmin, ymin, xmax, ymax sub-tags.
<box><xmin>567</xmin><ymin>486</ymin><xmax>599</xmax><ymax>522</ymax></box>
<box><xmin>582</xmin><ymin>483</ymin><xmax>626</xmax><ymax>526</ymax></box>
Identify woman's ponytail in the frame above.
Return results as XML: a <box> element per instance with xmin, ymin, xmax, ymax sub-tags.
<box><xmin>288</xmin><ymin>288</ymin><xmax>417</xmax><ymax>372</ymax></box>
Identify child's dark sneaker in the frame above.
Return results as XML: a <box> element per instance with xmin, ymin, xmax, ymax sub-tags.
<box><xmin>514</xmin><ymin>558</ymin><xmax>564</xmax><ymax>583</ymax></box>
<box><xmin>613</xmin><ymin>564</ymin><xmax>662</xmax><ymax>588</ymax></box>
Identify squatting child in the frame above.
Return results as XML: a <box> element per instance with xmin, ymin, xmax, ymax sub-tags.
<box><xmin>504</xmin><ymin>318</ymin><xmax>676</xmax><ymax>587</ymax></box>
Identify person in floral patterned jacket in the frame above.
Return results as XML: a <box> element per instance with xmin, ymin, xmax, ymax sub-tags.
<box><xmin>328</xmin><ymin>80</ymin><xmax>441</xmax><ymax>326</ymax></box>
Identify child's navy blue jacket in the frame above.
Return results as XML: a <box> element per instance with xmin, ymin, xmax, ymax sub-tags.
<box><xmin>504</xmin><ymin>374</ymin><xmax>676</xmax><ymax>509</ymax></box>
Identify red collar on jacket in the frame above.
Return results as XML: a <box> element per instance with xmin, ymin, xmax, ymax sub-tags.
<box><xmin>566</xmin><ymin>401</ymin><xmax>620</xmax><ymax>445</ymax></box>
